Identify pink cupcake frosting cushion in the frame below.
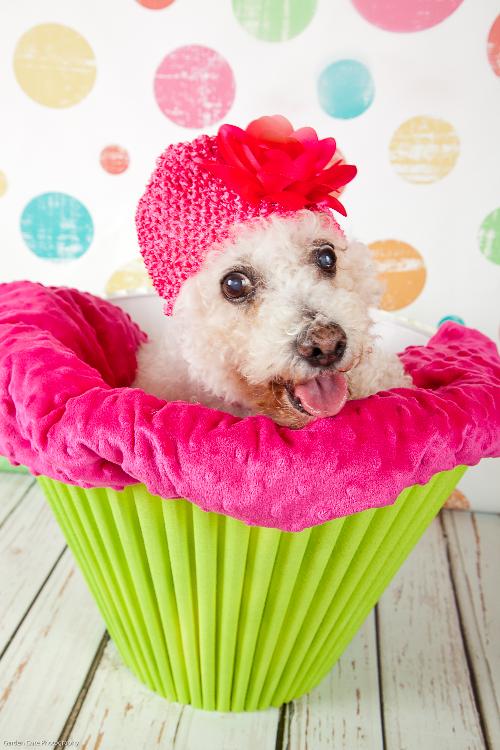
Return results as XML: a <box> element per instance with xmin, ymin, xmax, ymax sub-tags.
<box><xmin>0</xmin><ymin>281</ymin><xmax>499</xmax><ymax>532</ymax></box>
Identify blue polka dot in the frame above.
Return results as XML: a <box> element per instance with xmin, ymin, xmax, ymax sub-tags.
<box><xmin>21</xmin><ymin>192</ymin><xmax>93</xmax><ymax>260</ymax></box>
<box><xmin>318</xmin><ymin>59</ymin><xmax>374</xmax><ymax>119</ymax></box>
<box><xmin>438</xmin><ymin>314</ymin><xmax>465</xmax><ymax>326</ymax></box>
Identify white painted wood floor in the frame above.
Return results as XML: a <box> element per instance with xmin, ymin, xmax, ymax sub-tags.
<box><xmin>0</xmin><ymin>474</ymin><xmax>498</xmax><ymax>750</ymax></box>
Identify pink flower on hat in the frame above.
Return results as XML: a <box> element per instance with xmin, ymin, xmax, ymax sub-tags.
<box><xmin>136</xmin><ymin>116</ymin><xmax>357</xmax><ymax>314</ymax></box>
<box><xmin>201</xmin><ymin>115</ymin><xmax>357</xmax><ymax>215</ymax></box>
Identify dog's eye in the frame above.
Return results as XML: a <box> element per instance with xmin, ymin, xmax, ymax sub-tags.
<box><xmin>315</xmin><ymin>244</ymin><xmax>336</xmax><ymax>273</ymax></box>
<box><xmin>221</xmin><ymin>272</ymin><xmax>253</xmax><ymax>302</ymax></box>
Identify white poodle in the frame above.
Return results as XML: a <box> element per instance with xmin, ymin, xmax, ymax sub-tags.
<box><xmin>134</xmin><ymin>210</ymin><xmax>411</xmax><ymax>428</ymax></box>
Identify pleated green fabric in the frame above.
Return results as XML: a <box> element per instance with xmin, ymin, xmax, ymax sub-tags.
<box><xmin>37</xmin><ymin>465</ymin><xmax>465</xmax><ymax>711</ymax></box>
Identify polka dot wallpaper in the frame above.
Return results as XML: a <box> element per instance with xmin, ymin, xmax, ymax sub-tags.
<box><xmin>21</xmin><ymin>192</ymin><xmax>94</xmax><ymax>260</ymax></box>
<box><xmin>100</xmin><ymin>145</ymin><xmax>130</xmax><ymax>175</ymax></box>
<box><xmin>0</xmin><ymin>0</ymin><xmax>499</xmax><ymax>343</ymax></box>
<box><xmin>318</xmin><ymin>59</ymin><xmax>375</xmax><ymax>119</ymax></box>
<box><xmin>232</xmin><ymin>0</ymin><xmax>318</xmax><ymax>42</ymax></box>
<box><xmin>13</xmin><ymin>23</ymin><xmax>96</xmax><ymax>108</ymax></box>
<box><xmin>368</xmin><ymin>239</ymin><xmax>427</xmax><ymax>311</ymax></box>
<box><xmin>351</xmin><ymin>0</ymin><xmax>464</xmax><ymax>33</ymax></box>
<box><xmin>154</xmin><ymin>45</ymin><xmax>235</xmax><ymax>128</ymax></box>
<box><xmin>389</xmin><ymin>116</ymin><xmax>460</xmax><ymax>184</ymax></box>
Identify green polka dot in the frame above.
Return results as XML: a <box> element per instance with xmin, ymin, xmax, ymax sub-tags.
<box><xmin>479</xmin><ymin>207</ymin><xmax>500</xmax><ymax>265</ymax></box>
<box><xmin>232</xmin><ymin>0</ymin><xmax>317</xmax><ymax>41</ymax></box>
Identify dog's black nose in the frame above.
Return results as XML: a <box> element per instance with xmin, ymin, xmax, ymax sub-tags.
<box><xmin>296</xmin><ymin>323</ymin><xmax>347</xmax><ymax>368</ymax></box>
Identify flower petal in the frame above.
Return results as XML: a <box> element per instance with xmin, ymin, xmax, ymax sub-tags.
<box><xmin>261</xmin><ymin>148</ymin><xmax>295</xmax><ymax>174</ymax></box>
<box><xmin>246</xmin><ymin>115</ymin><xmax>293</xmax><ymax>143</ymax></box>
<box><xmin>292</xmin><ymin>127</ymin><xmax>319</xmax><ymax>147</ymax></box>
<box><xmin>315</xmin><ymin>138</ymin><xmax>337</xmax><ymax>170</ymax></box>
<box><xmin>288</xmin><ymin>178</ymin><xmax>321</xmax><ymax>195</ymax></box>
<box><xmin>218</xmin><ymin>127</ymin><xmax>263</xmax><ymax>176</ymax></box>
<box><xmin>321</xmin><ymin>163</ymin><xmax>357</xmax><ymax>189</ymax></box>
<box><xmin>287</xmin><ymin>151</ymin><xmax>319</xmax><ymax>181</ymax></box>
<box><xmin>257</xmin><ymin>171</ymin><xmax>292</xmax><ymax>193</ymax></box>
<box><xmin>263</xmin><ymin>191</ymin><xmax>308</xmax><ymax>209</ymax></box>
<box><xmin>200</xmin><ymin>160</ymin><xmax>262</xmax><ymax>203</ymax></box>
<box><xmin>322</xmin><ymin>194</ymin><xmax>348</xmax><ymax>216</ymax></box>
<box><xmin>209</xmin><ymin>117</ymin><xmax>357</xmax><ymax>215</ymax></box>
<box><xmin>240</xmin><ymin>142</ymin><xmax>261</xmax><ymax>171</ymax></box>
<box><xmin>217</xmin><ymin>125</ymin><xmax>247</xmax><ymax>166</ymax></box>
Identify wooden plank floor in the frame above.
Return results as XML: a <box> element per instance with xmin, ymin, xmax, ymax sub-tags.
<box><xmin>0</xmin><ymin>475</ymin><xmax>498</xmax><ymax>750</ymax></box>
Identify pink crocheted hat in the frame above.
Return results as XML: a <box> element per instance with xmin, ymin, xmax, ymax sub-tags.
<box><xmin>136</xmin><ymin>115</ymin><xmax>357</xmax><ymax>315</ymax></box>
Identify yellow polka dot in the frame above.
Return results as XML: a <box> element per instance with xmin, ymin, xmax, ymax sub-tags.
<box><xmin>13</xmin><ymin>23</ymin><xmax>96</xmax><ymax>108</ymax></box>
<box><xmin>106</xmin><ymin>257</ymin><xmax>153</xmax><ymax>296</ymax></box>
<box><xmin>0</xmin><ymin>171</ymin><xmax>7</xmax><ymax>197</ymax></box>
<box><xmin>369</xmin><ymin>239</ymin><xmax>426</xmax><ymax>310</ymax></box>
<box><xmin>389</xmin><ymin>116</ymin><xmax>459</xmax><ymax>184</ymax></box>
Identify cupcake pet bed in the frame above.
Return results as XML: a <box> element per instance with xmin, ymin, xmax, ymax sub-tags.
<box><xmin>0</xmin><ymin>279</ymin><xmax>499</xmax><ymax>710</ymax></box>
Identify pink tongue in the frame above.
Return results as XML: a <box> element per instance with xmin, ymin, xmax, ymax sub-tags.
<box><xmin>294</xmin><ymin>371</ymin><xmax>348</xmax><ymax>418</ymax></box>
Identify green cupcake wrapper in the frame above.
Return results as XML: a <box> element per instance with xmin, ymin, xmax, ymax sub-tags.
<box><xmin>37</xmin><ymin>466</ymin><xmax>465</xmax><ymax>711</ymax></box>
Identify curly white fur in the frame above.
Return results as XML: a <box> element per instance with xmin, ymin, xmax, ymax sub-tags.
<box><xmin>134</xmin><ymin>210</ymin><xmax>412</xmax><ymax>427</ymax></box>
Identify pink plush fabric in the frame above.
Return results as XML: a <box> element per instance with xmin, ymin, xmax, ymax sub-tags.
<box><xmin>0</xmin><ymin>281</ymin><xmax>499</xmax><ymax>531</ymax></box>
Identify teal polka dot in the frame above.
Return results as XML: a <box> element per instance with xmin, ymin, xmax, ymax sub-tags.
<box><xmin>21</xmin><ymin>192</ymin><xmax>93</xmax><ymax>260</ymax></box>
<box><xmin>318</xmin><ymin>59</ymin><xmax>374</xmax><ymax>119</ymax></box>
<box><xmin>438</xmin><ymin>315</ymin><xmax>465</xmax><ymax>326</ymax></box>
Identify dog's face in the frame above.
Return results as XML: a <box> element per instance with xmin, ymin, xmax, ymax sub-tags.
<box><xmin>173</xmin><ymin>210</ymin><xmax>382</xmax><ymax>427</ymax></box>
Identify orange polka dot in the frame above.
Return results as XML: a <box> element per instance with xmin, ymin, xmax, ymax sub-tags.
<box><xmin>487</xmin><ymin>15</ymin><xmax>500</xmax><ymax>76</ymax></box>
<box><xmin>100</xmin><ymin>145</ymin><xmax>129</xmax><ymax>175</ymax></box>
<box><xmin>136</xmin><ymin>0</ymin><xmax>175</xmax><ymax>8</ymax></box>
<box><xmin>369</xmin><ymin>239</ymin><xmax>427</xmax><ymax>310</ymax></box>
<box><xmin>443</xmin><ymin>489</ymin><xmax>470</xmax><ymax>510</ymax></box>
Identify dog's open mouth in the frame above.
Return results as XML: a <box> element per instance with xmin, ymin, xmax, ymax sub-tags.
<box><xmin>285</xmin><ymin>371</ymin><xmax>348</xmax><ymax>418</ymax></box>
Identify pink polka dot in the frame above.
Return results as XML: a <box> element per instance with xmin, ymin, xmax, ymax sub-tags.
<box><xmin>154</xmin><ymin>45</ymin><xmax>235</xmax><ymax>129</ymax></box>
<box><xmin>351</xmin><ymin>0</ymin><xmax>463</xmax><ymax>32</ymax></box>
<box><xmin>487</xmin><ymin>15</ymin><xmax>500</xmax><ymax>77</ymax></box>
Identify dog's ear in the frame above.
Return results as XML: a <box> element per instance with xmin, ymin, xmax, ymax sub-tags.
<box><xmin>345</xmin><ymin>240</ymin><xmax>384</xmax><ymax>308</ymax></box>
